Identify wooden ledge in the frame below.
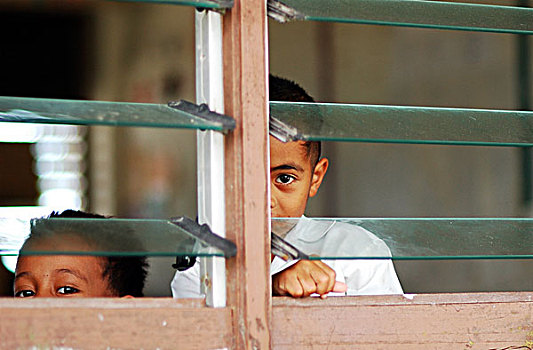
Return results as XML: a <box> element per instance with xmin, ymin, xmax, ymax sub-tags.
<box><xmin>1</xmin><ymin>293</ymin><xmax>531</xmax><ymax>349</ymax></box>
<box><xmin>273</xmin><ymin>291</ymin><xmax>533</xmax><ymax>307</ymax></box>
<box><xmin>273</xmin><ymin>292</ymin><xmax>533</xmax><ymax>349</ymax></box>
<box><xmin>0</xmin><ymin>298</ymin><xmax>233</xmax><ymax>349</ymax></box>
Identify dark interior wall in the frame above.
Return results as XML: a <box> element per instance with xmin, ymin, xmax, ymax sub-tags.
<box><xmin>0</xmin><ymin>6</ymin><xmax>92</xmax><ymax>296</ymax></box>
<box><xmin>0</xmin><ymin>8</ymin><xmax>91</xmax><ymax>99</ymax></box>
<box><xmin>0</xmin><ymin>143</ymin><xmax>37</xmax><ymax>206</ymax></box>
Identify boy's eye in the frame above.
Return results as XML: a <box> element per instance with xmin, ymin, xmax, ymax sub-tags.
<box><xmin>275</xmin><ymin>174</ymin><xmax>295</xmax><ymax>185</ymax></box>
<box><xmin>15</xmin><ymin>290</ymin><xmax>35</xmax><ymax>298</ymax></box>
<box><xmin>57</xmin><ymin>286</ymin><xmax>80</xmax><ymax>295</ymax></box>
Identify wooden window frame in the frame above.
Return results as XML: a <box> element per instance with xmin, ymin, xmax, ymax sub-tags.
<box><xmin>1</xmin><ymin>1</ymin><xmax>532</xmax><ymax>349</ymax></box>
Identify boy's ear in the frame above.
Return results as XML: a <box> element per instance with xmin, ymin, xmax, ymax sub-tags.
<box><xmin>309</xmin><ymin>158</ymin><xmax>329</xmax><ymax>198</ymax></box>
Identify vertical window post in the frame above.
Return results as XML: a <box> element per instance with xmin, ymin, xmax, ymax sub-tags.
<box><xmin>223</xmin><ymin>0</ymin><xmax>272</xmax><ymax>348</ymax></box>
<box><xmin>196</xmin><ymin>8</ymin><xmax>227</xmax><ymax>307</ymax></box>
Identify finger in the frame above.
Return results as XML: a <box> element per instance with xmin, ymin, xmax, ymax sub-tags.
<box><xmin>332</xmin><ymin>281</ymin><xmax>348</xmax><ymax>293</ymax></box>
<box><xmin>319</xmin><ymin>281</ymin><xmax>347</xmax><ymax>299</ymax></box>
<box><xmin>310</xmin><ymin>269</ymin><xmax>332</xmax><ymax>296</ymax></box>
<box><xmin>273</xmin><ymin>272</ymin><xmax>299</xmax><ymax>296</ymax></box>
<box><xmin>297</xmin><ymin>260</ymin><xmax>330</xmax><ymax>295</ymax></box>
<box><xmin>272</xmin><ymin>278</ymin><xmax>288</xmax><ymax>296</ymax></box>
<box><xmin>284</xmin><ymin>275</ymin><xmax>305</xmax><ymax>298</ymax></box>
<box><xmin>297</xmin><ymin>274</ymin><xmax>318</xmax><ymax>297</ymax></box>
<box><xmin>311</xmin><ymin>261</ymin><xmax>337</xmax><ymax>293</ymax></box>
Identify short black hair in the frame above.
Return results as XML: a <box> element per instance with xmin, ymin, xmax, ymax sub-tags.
<box><xmin>22</xmin><ymin>210</ymin><xmax>149</xmax><ymax>297</ymax></box>
<box><xmin>269</xmin><ymin>74</ymin><xmax>321</xmax><ymax>167</ymax></box>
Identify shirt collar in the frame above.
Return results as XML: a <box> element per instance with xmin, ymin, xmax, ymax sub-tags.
<box><xmin>285</xmin><ymin>216</ymin><xmax>336</xmax><ymax>243</ymax></box>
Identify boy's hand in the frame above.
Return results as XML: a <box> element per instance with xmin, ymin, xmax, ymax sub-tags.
<box><xmin>272</xmin><ymin>260</ymin><xmax>347</xmax><ymax>298</ymax></box>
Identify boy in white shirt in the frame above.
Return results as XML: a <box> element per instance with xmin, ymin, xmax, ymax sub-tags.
<box><xmin>172</xmin><ymin>75</ymin><xmax>402</xmax><ymax>298</ymax></box>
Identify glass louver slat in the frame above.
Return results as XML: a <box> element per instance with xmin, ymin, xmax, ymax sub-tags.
<box><xmin>273</xmin><ymin>0</ymin><xmax>533</xmax><ymax>35</ymax></box>
<box><xmin>270</xmin><ymin>102</ymin><xmax>533</xmax><ymax>146</ymax></box>
<box><xmin>0</xmin><ymin>97</ymin><xmax>234</xmax><ymax>132</ymax></box>
<box><xmin>271</xmin><ymin>217</ymin><xmax>533</xmax><ymax>260</ymax></box>
<box><xmin>1</xmin><ymin>217</ymin><xmax>235</xmax><ymax>258</ymax></box>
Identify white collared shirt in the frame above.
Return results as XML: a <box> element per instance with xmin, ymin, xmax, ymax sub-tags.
<box><xmin>271</xmin><ymin>217</ymin><xmax>403</xmax><ymax>295</ymax></box>
<box><xmin>171</xmin><ymin>216</ymin><xmax>403</xmax><ymax>298</ymax></box>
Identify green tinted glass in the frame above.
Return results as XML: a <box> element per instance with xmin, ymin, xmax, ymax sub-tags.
<box><xmin>274</xmin><ymin>0</ymin><xmax>533</xmax><ymax>34</ymax></box>
<box><xmin>271</xmin><ymin>217</ymin><xmax>533</xmax><ymax>260</ymax></box>
<box><xmin>270</xmin><ymin>102</ymin><xmax>533</xmax><ymax>146</ymax></box>
<box><xmin>112</xmin><ymin>0</ymin><xmax>232</xmax><ymax>9</ymax></box>
<box><xmin>0</xmin><ymin>97</ymin><xmax>233</xmax><ymax>132</ymax></box>
<box><xmin>1</xmin><ymin>217</ymin><xmax>234</xmax><ymax>257</ymax></box>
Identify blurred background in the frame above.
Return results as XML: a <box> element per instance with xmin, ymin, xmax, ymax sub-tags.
<box><xmin>0</xmin><ymin>0</ymin><xmax>531</xmax><ymax>296</ymax></box>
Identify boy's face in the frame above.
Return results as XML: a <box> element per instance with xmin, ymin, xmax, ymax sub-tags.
<box><xmin>14</xmin><ymin>235</ymin><xmax>114</xmax><ymax>298</ymax></box>
<box><xmin>270</xmin><ymin>136</ymin><xmax>328</xmax><ymax>218</ymax></box>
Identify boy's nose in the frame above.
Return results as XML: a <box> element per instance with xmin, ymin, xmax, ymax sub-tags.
<box><xmin>34</xmin><ymin>284</ymin><xmax>54</xmax><ymax>297</ymax></box>
<box><xmin>35</xmin><ymin>290</ymin><xmax>54</xmax><ymax>297</ymax></box>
